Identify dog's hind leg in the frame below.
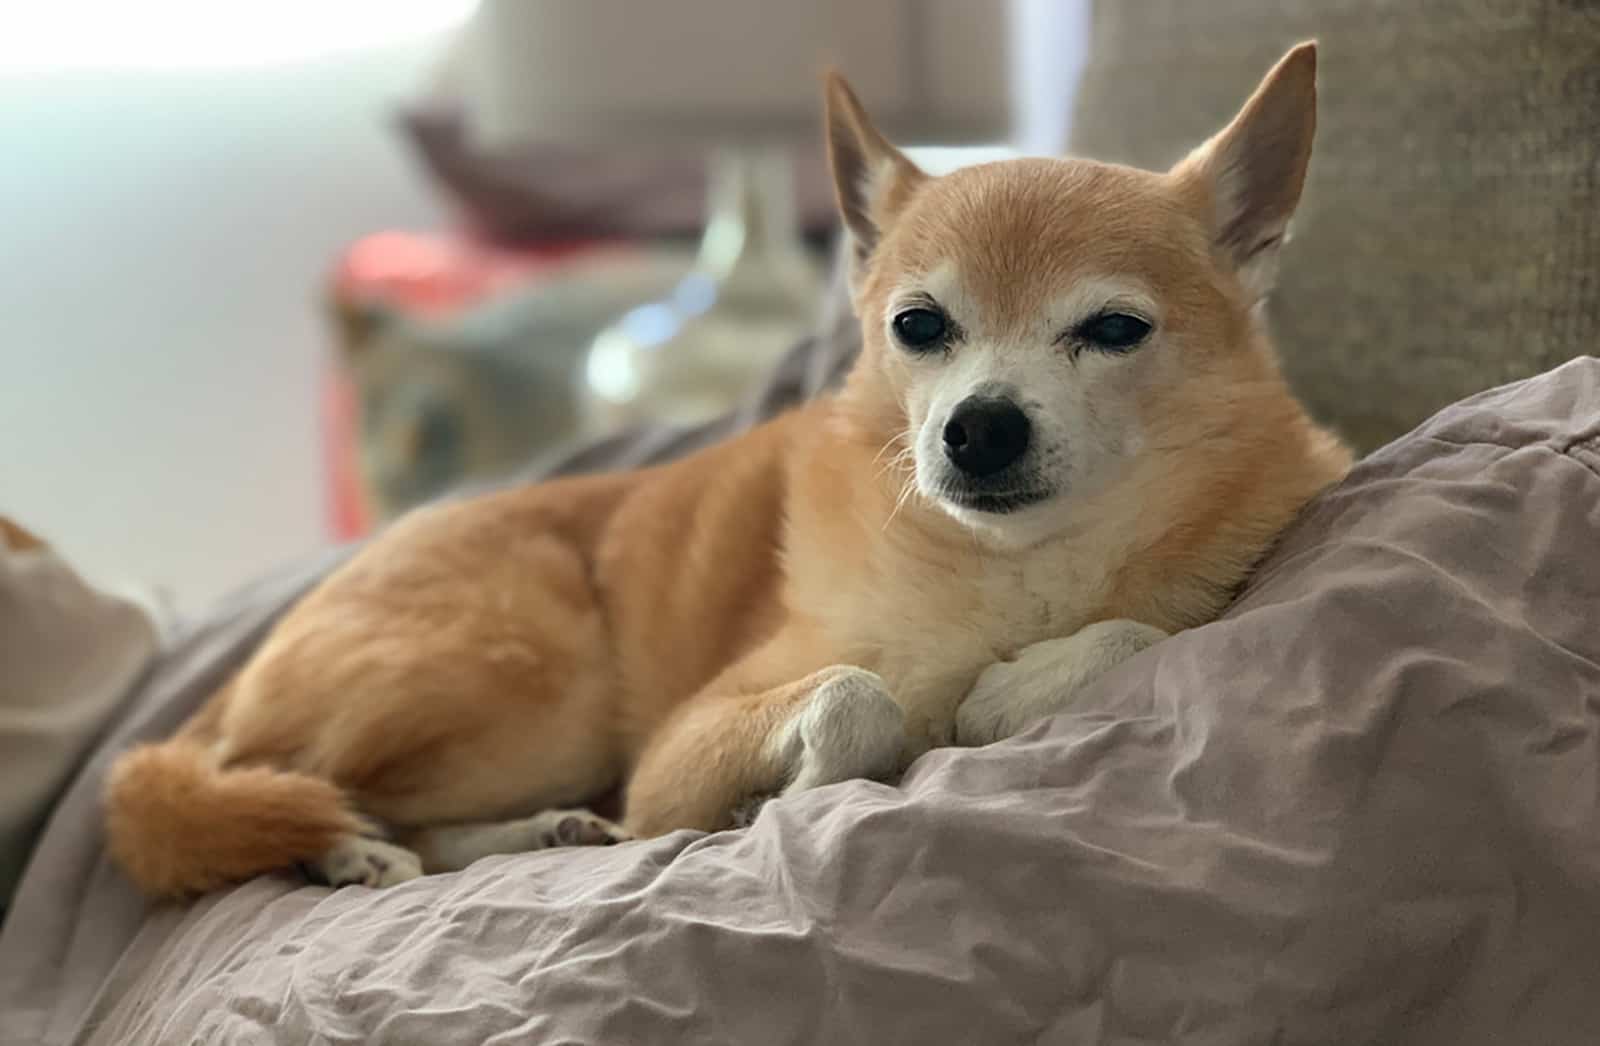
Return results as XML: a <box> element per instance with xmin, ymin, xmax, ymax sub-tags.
<box><xmin>311</xmin><ymin>834</ymin><xmax>425</xmax><ymax>888</ymax></box>
<box><xmin>405</xmin><ymin>809</ymin><xmax>630</xmax><ymax>873</ymax></box>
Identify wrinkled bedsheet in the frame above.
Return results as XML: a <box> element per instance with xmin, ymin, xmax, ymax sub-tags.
<box><xmin>4</xmin><ymin>355</ymin><xmax>1599</xmax><ymax>1045</ymax></box>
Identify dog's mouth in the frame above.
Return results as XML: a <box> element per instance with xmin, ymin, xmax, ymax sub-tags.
<box><xmin>939</xmin><ymin>485</ymin><xmax>1052</xmax><ymax>515</ymax></box>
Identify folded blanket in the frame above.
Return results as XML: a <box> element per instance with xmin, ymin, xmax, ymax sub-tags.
<box><xmin>0</xmin><ymin>520</ymin><xmax>163</xmax><ymax>906</ymax></box>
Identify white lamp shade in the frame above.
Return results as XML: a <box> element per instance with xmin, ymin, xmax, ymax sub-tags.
<box><xmin>463</xmin><ymin>0</ymin><xmax>1011</xmax><ymax>148</ymax></box>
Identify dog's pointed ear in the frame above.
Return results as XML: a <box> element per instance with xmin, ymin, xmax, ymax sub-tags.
<box><xmin>824</xmin><ymin>71</ymin><xmax>925</xmax><ymax>272</ymax></box>
<box><xmin>1173</xmin><ymin>42</ymin><xmax>1318</xmax><ymax>302</ymax></box>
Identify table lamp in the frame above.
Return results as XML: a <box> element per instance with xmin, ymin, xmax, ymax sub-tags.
<box><xmin>459</xmin><ymin>0</ymin><xmax>1011</xmax><ymax>429</ymax></box>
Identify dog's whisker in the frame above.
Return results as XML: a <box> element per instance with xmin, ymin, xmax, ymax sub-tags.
<box><xmin>874</xmin><ymin>447</ymin><xmax>916</xmax><ymax>481</ymax></box>
<box><xmin>872</xmin><ymin>429</ymin><xmax>917</xmax><ymax>482</ymax></box>
<box><xmin>883</xmin><ymin>471</ymin><xmax>921</xmax><ymax>531</ymax></box>
<box><xmin>869</xmin><ymin>428</ymin><xmax>914</xmax><ymax>468</ymax></box>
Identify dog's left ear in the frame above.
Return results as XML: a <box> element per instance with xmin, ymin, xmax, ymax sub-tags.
<box><xmin>823</xmin><ymin>72</ymin><xmax>926</xmax><ymax>274</ymax></box>
<box><xmin>1173</xmin><ymin>42</ymin><xmax>1318</xmax><ymax>302</ymax></box>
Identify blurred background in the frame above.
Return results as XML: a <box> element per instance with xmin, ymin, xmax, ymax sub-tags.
<box><xmin>0</xmin><ymin>0</ymin><xmax>1085</xmax><ymax>611</ymax></box>
<box><xmin>3</xmin><ymin>0</ymin><xmax>1593</xmax><ymax>613</ymax></box>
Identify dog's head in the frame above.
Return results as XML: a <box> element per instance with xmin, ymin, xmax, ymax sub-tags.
<box><xmin>828</xmin><ymin>44</ymin><xmax>1320</xmax><ymax>545</ymax></box>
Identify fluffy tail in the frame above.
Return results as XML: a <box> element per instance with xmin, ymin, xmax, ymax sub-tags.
<box><xmin>104</xmin><ymin>739</ymin><xmax>360</xmax><ymax>898</ymax></box>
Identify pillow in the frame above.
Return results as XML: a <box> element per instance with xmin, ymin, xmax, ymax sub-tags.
<box><xmin>1069</xmin><ymin>0</ymin><xmax>1600</xmax><ymax>451</ymax></box>
<box><xmin>0</xmin><ymin>519</ymin><xmax>163</xmax><ymax>904</ymax></box>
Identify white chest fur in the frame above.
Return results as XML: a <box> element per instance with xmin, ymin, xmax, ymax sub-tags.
<box><xmin>798</xmin><ymin>526</ymin><xmax>1117</xmax><ymax>751</ymax></box>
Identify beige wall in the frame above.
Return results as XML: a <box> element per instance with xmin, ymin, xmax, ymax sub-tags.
<box><xmin>0</xmin><ymin>36</ymin><xmax>451</xmax><ymax>610</ymax></box>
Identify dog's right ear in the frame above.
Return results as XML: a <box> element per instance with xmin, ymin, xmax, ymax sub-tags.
<box><xmin>824</xmin><ymin>72</ymin><xmax>925</xmax><ymax>271</ymax></box>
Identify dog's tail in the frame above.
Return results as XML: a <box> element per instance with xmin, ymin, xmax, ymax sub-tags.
<box><xmin>104</xmin><ymin>734</ymin><xmax>360</xmax><ymax>898</ymax></box>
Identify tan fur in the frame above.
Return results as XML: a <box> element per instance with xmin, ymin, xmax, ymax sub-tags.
<box><xmin>105</xmin><ymin>44</ymin><xmax>1352</xmax><ymax>897</ymax></box>
<box><xmin>105</xmin><ymin>737</ymin><xmax>361</xmax><ymax>896</ymax></box>
<box><xmin>0</xmin><ymin>515</ymin><xmax>45</xmax><ymax>551</ymax></box>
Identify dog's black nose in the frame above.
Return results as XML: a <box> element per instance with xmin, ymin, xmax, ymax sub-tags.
<box><xmin>942</xmin><ymin>396</ymin><xmax>1031</xmax><ymax>478</ymax></box>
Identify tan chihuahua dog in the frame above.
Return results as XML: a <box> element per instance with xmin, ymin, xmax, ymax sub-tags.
<box><xmin>108</xmin><ymin>45</ymin><xmax>1349</xmax><ymax>897</ymax></box>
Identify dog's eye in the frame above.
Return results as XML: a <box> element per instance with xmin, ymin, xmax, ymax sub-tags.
<box><xmin>1074</xmin><ymin>312</ymin><xmax>1152</xmax><ymax>352</ymax></box>
<box><xmin>891</xmin><ymin>307</ymin><xmax>949</xmax><ymax>351</ymax></box>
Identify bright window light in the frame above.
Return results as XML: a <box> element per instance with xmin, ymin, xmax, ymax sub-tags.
<box><xmin>0</xmin><ymin>0</ymin><xmax>476</xmax><ymax>72</ymax></box>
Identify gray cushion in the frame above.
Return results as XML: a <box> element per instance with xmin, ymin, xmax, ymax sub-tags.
<box><xmin>1069</xmin><ymin>0</ymin><xmax>1600</xmax><ymax>451</ymax></box>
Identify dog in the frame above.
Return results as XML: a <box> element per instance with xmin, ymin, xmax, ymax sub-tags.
<box><xmin>106</xmin><ymin>43</ymin><xmax>1350</xmax><ymax>897</ymax></box>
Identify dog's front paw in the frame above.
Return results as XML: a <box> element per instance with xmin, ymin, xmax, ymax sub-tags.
<box><xmin>777</xmin><ymin>666</ymin><xmax>906</xmax><ymax>796</ymax></box>
<box><xmin>956</xmin><ymin>620</ymin><xmax>1168</xmax><ymax>747</ymax></box>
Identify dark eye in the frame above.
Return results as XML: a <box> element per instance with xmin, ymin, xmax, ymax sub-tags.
<box><xmin>1074</xmin><ymin>312</ymin><xmax>1152</xmax><ymax>352</ymax></box>
<box><xmin>892</xmin><ymin>307</ymin><xmax>949</xmax><ymax>351</ymax></box>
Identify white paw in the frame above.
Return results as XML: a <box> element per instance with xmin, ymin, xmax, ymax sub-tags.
<box><xmin>776</xmin><ymin>666</ymin><xmax>906</xmax><ymax>796</ymax></box>
<box><xmin>530</xmin><ymin>808</ymin><xmax>632</xmax><ymax>848</ymax></box>
<box><xmin>956</xmin><ymin>620</ymin><xmax>1168</xmax><ymax>747</ymax></box>
<box><xmin>409</xmin><ymin>808</ymin><xmax>631</xmax><ymax>873</ymax></box>
<box><xmin>315</xmin><ymin>836</ymin><xmax>424</xmax><ymax>889</ymax></box>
